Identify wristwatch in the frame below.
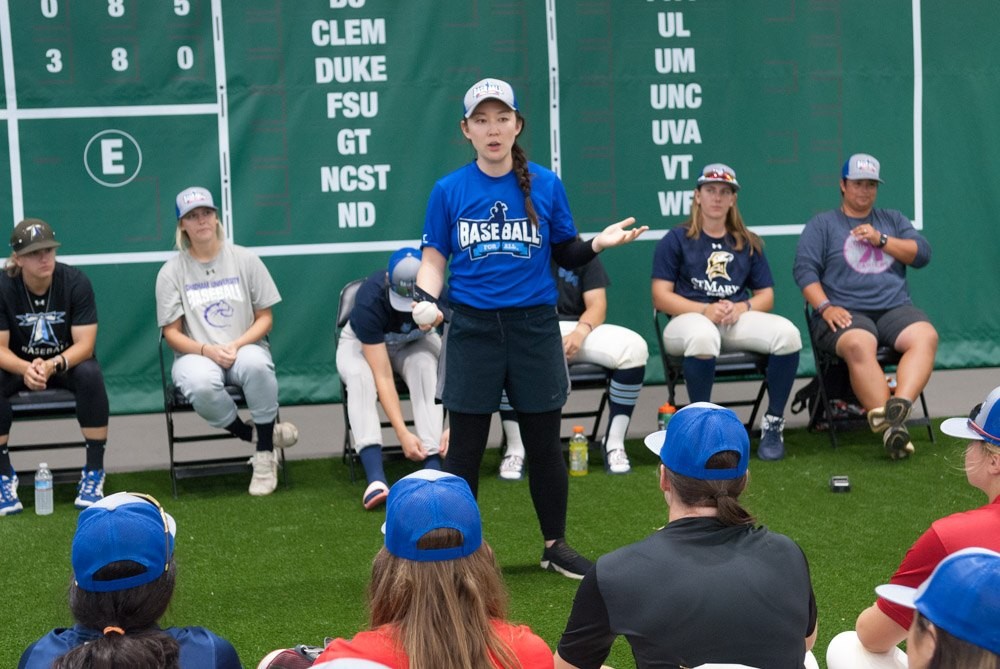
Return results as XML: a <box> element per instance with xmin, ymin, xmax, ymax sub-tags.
<box><xmin>877</xmin><ymin>233</ymin><xmax>888</xmax><ymax>248</ymax></box>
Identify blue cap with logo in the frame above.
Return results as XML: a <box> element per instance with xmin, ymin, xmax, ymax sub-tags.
<box><xmin>644</xmin><ymin>402</ymin><xmax>749</xmax><ymax>480</ymax></box>
<box><xmin>876</xmin><ymin>547</ymin><xmax>1000</xmax><ymax>655</ymax></box>
<box><xmin>382</xmin><ymin>470</ymin><xmax>482</xmax><ymax>562</ymax></box>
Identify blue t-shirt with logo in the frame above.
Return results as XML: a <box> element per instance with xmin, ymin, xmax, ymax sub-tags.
<box><xmin>651</xmin><ymin>225</ymin><xmax>774</xmax><ymax>303</ymax></box>
<box><xmin>422</xmin><ymin>161</ymin><xmax>578</xmax><ymax>309</ymax></box>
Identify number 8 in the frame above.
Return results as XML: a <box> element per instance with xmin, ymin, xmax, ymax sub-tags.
<box><xmin>108</xmin><ymin>0</ymin><xmax>124</xmax><ymax>17</ymax></box>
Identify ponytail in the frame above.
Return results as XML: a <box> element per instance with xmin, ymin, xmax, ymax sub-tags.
<box><xmin>53</xmin><ymin>628</ymin><xmax>180</xmax><ymax>669</ymax></box>
<box><xmin>510</xmin><ymin>129</ymin><xmax>538</xmax><ymax>228</ymax></box>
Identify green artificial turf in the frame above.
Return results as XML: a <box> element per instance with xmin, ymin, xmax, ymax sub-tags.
<box><xmin>0</xmin><ymin>421</ymin><xmax>980</xmax><ymax>668</ymax></box>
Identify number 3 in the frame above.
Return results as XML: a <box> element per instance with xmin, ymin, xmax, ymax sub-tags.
<box><xmin>45</xmin><ymin>48</ymin><xmax>62</xmax><ymax>73</ymax></box>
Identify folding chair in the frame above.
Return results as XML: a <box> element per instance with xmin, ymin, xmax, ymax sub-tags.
<box><xmin>336</xmin><ymin>278</ymin><xmax>428</xmax><ymax>482</ymax></box>
<box><xmin>653</xmin><ymin>310</ymin><xmax>769</xmax><ymax>431</ymax></box>
<box><xmin>159</xmin><ymin>334</ymin><xmax>286</xmax><ymax>497</ymax></box>
<box><xmin>803</xmin><ymin>303</ymin><xmax>934</xmax><ymax>448</ymax></box>
<box><xmin>562</xmin><ymin>362</ymin><xmax>613</xmax><ymax>448</ymax></box>
<box><xmin>8</xmin><ymin>388</ymin><xmax>88</xmax><ymax>485</ymax></box>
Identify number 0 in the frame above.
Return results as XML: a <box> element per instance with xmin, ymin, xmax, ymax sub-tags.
<box><xmin>40</xmin><ymin>0</ymin><xmax>58</xmax><ymax>18</ymax></box>
<box><xmin>177</xmin><ymin>46</ymin><xmax>193</xmax><ymax>70</ymax></box>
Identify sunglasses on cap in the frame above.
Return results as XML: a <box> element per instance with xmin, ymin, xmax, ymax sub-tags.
<box><xmin>701</xmin><ymin>169</ymin><xmax>736</xmax><ymax>182</ymax></box>
<box><xmin>125</xmin><ymin>491</ymin><xmax>172</xmax><ymax>574</ymax></box>
<box><xmin>966</xmin><ymin>403</ymin><xmax>1000</xmax><ymax>445</ymax></box>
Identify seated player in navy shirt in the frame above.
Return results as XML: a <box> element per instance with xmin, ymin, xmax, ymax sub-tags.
<box><xmin>336</xmin><ymin>247</ymin><xmax>448</xmax><ymax>510</ymax></box>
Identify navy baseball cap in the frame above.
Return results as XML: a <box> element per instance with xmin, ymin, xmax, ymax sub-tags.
<box><xmin>10</xmin><ymin>218</ymin><xmax>61</xmax><ymax>256</ymax></box>
<box><xmin>382</xmin><ymin>470</ymin><xmax>482</xmax><ymax>562</ymax></box>
<box><xmin>876</xmin><ymin>547</ymin><xmax>1000</xmax><ymax>655</ymax></box>
<box><xmin>175</xmin><ymin>186</ymin><xmax>217</xmax><ymax>219</ymax></box>
<box><xmin>72</xmin><ymin>492</ymin><xmax>176</xmax><ymax>593</ymax></box>
<box><xmin>696</xmin><ymin>163</ymin><xmax>740</xmax><ymax>192</ymax></box>
<box><xmin>644</xmin><ymin>402</ymin><xmax>749</xmax><ymax>480</ymax></box>
<box><xmin>940</xmin><ymin>385</ymin><xmax>1000</xmax><ymax>447</ymax></box>
<box><xmin>387</xmin><ymin>247</ymin><xmax>421</xmax><ymax>312</ymax></box>
<box><xmin>841</xmin><ymin>153</ymin><xmax>883</xmax><ymax>183</ymax></box>
<box><xmin>463</xmin><ymin>78</ymin><xmax>518</xmax><ymax>118</ymax></box>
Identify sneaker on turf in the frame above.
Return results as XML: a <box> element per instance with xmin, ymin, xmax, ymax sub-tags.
<box><xmin>868</xmin><ymin>397</ymin><xmax>913</xmax><ymax>433</ymax></box>
<box><xmin>273</xmin><ymin>422</ymin><xmax>299</xmax><ymax>449</ymax></box>
<box><xmin>249</xmin><ymin>450</ymin><xmax>279</xmax><ymax>496</ymax></box>
<box><xmin>540</xmin><ymin>539</ymin><xmax>593</xmax><ymax>580</ymax></box>
<box><xmin>362</xmin><ymin>480</ymin><xmax>389</xmax><ymax>510</ymax></box>
<box><xmin>758</xmin><ymin>414</ymin><xmax>786</xmax><ymax>461</ymax></box>
<box><xmin>605</xmin><ymin>447</ymin><xmax>631</xmax><ymax>474</ymax></box>
<box><xmin>0</xmin><ymin>473</ymin><xmax>22</xmax><ymax>516</ymax></box>
<box><xmin>498</xmin><ymin>454</ymin><xmax>524</xmax><ymax>481</ymax></box>
<box><xmin>883</xmin><ymin>425</ymin><xmax>915</xmax><ymax>460</ymax></box>
<box><xmin>74</xmin><ymin>468</ymin><xmax>105</xmax><ymax>509</ymax></box>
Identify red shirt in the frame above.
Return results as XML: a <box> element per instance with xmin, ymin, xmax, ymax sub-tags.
<box><xmin>877</xmin><ymin>496</ymin><xmax>1000</xmax><ymax>629</ymax></box>
<box><xmin>313</xmin><ymin>619</ymin><xmax>554</xmax><ymax>668</ymax></box>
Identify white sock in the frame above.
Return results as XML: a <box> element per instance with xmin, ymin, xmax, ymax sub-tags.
<box><xmin>605</xmin><ymin>414</ymin><xmax>630</xmax><ymax>452</ymax></box>
<box><xmin>502</xmin><ymin>420</ymin><xmax>525</xmax><ymax>459</ymax></box>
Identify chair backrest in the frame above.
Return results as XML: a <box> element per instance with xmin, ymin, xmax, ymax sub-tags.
<box><xmin>336</xmin><ymin>278</ymin><xmax>366</xmax><ymax>332</ymax></box>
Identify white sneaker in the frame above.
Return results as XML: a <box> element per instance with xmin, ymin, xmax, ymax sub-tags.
<box><xmin>273</xmin><ymin>422</ymin><xmax>299</xmax><ymax>449</ymax></box>
<box><xmin>499</xmin><ymin>454</ymin><xmax>524</xmax><ymax>480</ymax></box>
<box><xmin>249</xmin><ymin>451</ymin><xmax>279</xmax><ymax>496</ymax></box>
<box><xmin>605</xmin><ymin>448</ymin><xmax>631</xmax><ymax>474</ymax></box>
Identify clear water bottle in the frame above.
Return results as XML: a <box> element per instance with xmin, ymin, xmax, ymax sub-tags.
<box><xmin>35</xmin><ymin>463</ymin><xmax>53</xmax><ymax>516</ymax></box>
<box><xmin>569</xmin><ymin>426</ymin><xmax>589</xmax><ymax>477</ymax></box>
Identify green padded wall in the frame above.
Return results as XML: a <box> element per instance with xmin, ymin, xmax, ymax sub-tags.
<box><xmin>0</xmin><ymin>1</ymin><xmax>994</xmax><ymax>413</ymax></box>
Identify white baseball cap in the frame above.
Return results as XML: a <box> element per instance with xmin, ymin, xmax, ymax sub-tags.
<box><xmin>463</xmin><ymin>78</ymin><xmax>518</xmax><ymax>118</ymax></box>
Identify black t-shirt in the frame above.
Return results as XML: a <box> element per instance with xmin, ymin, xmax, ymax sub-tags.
<box><xmin>558</xmin><ymin>516</ymin><xmax>817</xmax><ymax>669</ymax></box>
<box><xmin>554</xmin><ymin>257</ymin><xmax>609</xmax><ymax>320</ymax></box>
<box><xmin>0</xmin><ymin>263</ymin><xmax>97</xmax><ymax>361</ymax></box>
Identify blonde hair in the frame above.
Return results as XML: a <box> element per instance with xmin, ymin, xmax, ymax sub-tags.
<box><xmin>368</xmin><ymin>530</ymin><xmax>521</xmax><ymax>669</ymax></box>
<box><xmin>685</xmin><ymin>188</ymin><xmax>763</xmax><ymax>255</ymax></box>
<box><xmin>174</xmin><ymin>216</ymin><xmax>223</xmax><ymax>251</ymax></box>
<box><xmin>4</xmin><ymin>253</ymin><xmax>21</xmax><ymax>278</ymax></box>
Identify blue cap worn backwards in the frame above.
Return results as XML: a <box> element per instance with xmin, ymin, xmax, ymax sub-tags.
<box><xmin>383</xmin><ymin>470</ymin><xmax>482</xmax><ymax>562</ymax></box>
<box><xmin>72</xmin><ymin>492</ymin><xmax>176</xmax><ymax>593</ymax></box>
<box><xmin>644</xmin><ymin>402</ymin><xmax>750</xmax><ymax>480</ymax></box>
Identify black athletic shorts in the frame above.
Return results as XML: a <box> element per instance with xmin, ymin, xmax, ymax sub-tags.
<box><xmin>439</xmin><ymin>303</ymin><xmax>569</xmax><ymax>414</ymax></box>
<box><xmin>810</xmin><ymin>304</ymin><xmax>931</xmax><ymax>354</ymax></box>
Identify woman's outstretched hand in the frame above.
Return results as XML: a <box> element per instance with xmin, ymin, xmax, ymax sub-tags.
<box><xmin>592</xmin><ymin>217</ymin><xmax>648</xmax><ymax>252</ymax></box>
